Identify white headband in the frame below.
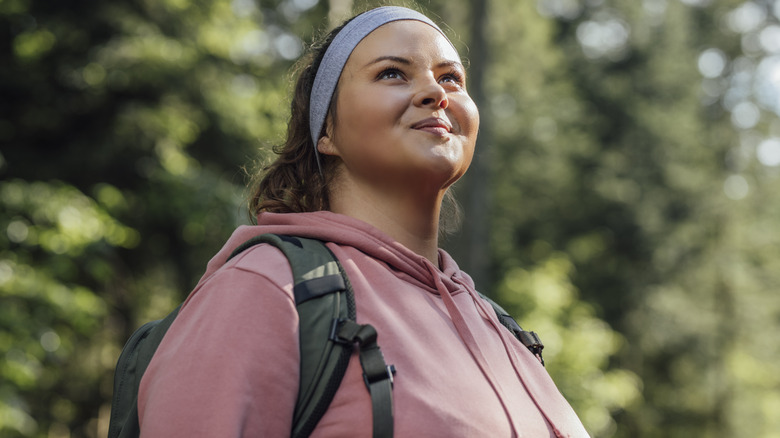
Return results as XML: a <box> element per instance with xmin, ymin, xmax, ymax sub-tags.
<box><xmin>308</xmin><ymin>6</ymin><xmax>451</xmax><ymax>174</ymax></box>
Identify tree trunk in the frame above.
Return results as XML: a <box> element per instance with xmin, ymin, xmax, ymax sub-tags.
<box><xmin>447</xmin><ymin>0</ymin><xmax>492</xmax><ymax>295</ymax></box>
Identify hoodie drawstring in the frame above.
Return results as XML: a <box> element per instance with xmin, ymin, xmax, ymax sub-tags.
<box><xmin>424</xmin><ymin>262</ymin><xmax>523</xmax><ymax>437</ymax></box>
<box><xmin>466</xmin><ymin>289</ymin><xmax>569</xmax><ymax>438</ymax></box>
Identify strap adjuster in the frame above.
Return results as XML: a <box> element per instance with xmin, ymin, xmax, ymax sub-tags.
<box><xmin>328</xmin><ymin>317</ymin><xmax>396</xmax><ymax>438</ymax></box>
<box><xmin>364</xmin><ymin>364</ymin><xmax>396</xmax><ymax>389</ymax></box>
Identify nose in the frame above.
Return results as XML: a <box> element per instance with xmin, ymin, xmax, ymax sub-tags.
<box><xmin>414</xmin><ymin>80</ymin><xmax>448</xmax><ymax>110</ymax></box>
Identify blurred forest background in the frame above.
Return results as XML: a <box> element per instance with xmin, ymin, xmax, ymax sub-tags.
<box><xmin>2</xmin><ymin>0</ymin><xmax>779</xmax><ymax>436</ymax></box>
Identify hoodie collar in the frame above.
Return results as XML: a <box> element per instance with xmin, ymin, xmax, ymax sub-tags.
<box><xmin>197</xmin><ymin>211</ymin><xmax>469</xmax><ymax>295</ymax></box>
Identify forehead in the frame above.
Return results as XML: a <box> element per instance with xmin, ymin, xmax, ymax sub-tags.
<box><xmin>347</xmin><ymin>20</ymin><xmax>461</xmax><ymax>66</ymax></box>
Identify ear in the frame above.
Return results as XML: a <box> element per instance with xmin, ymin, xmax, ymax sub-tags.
<box><xmin>316</xmin><ymin>117</ymin><xmax>340</xmax><ymax>157</ymax></box>
<box><xmin>317</xmin><ymin>135</ymin><xmax>339</xmax><ymax>157</ymax></box>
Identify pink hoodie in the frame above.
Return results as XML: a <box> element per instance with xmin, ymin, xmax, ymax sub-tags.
<box><xmin>138</xmin><ymin>211</ymin><xmax>589</xmax><ymax>437</ymax></box>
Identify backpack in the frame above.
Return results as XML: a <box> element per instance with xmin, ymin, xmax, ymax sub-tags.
<box><xmin>107</xmin><ymin>234</ymin><xmax>543</xmax><ymax>438</ymax></box>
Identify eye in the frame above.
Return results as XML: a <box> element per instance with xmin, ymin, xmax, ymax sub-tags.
<box><xmin>439</xmin><ymin>71</ymin><xmax>465</xmax><ymax>88</ymax></box>
<box><xmin>377</xmin><ymin>67</ymin><xmax>405</xmax><ymax>81</ymax></box>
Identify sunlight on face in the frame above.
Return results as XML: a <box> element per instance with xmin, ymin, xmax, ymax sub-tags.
<box><xmin>319</xmin><ymin>20</ymin><xmax>479</xmax><ymax>194</ymax></box>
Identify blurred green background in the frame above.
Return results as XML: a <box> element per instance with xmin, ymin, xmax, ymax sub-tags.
<box><xmin>2</xmin><ymin>0</ymin><xmax>779</xmax><ymax>436</ymax></box>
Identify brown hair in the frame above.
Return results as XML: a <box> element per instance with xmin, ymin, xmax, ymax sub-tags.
<box><xmin>248</xmin><ymin>19</ymin><xmax>352</xmax><ymax>217</ymax></box>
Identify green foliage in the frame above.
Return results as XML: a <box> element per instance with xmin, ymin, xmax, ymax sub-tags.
<box><xmin>1</xmin><ymin>180</ymin><xmax>121</xmax><ymax>437</ymax></box>
<box><xmin>481</xmin><ymin>0</ymin><xmax>780</xmax><ymax>436</ymax></box>
<box><xmin>0</xmin><ymin>0</ymin><xmax>324</xmax><ymax>434</ymax></box>
<box><xmin>498</xmin><ymin>252</ymin><xmax>641</xmax><ymax>437</ymax></box>
<box><xmin>2</xmin><ymin>180</ymin><xmax>140</xmax><ymax>254</ymax></box>
<box><xmin>2</xmin><ymin>0</ymin><xmax>779</xmax><ymax>436</ymax></box>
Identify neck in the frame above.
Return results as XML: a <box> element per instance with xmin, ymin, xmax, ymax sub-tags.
<box><xmin>329</xmin><ymin>179</ymin><xmax>443</xmax><ymax>266</ymax></box>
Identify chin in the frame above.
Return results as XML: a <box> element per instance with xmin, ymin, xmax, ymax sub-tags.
<box><xmin>422</xmin><ymin>158</ymin><xmax>470</xmax><ymax>188</ymax></box>
<box><xmin>429</xmin><ymin>143</ymin><xmax>471</xmax><ymax>172</ymax></box>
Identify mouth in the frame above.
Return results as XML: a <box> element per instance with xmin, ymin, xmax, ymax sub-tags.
<box><xmin>411</xmin><ymin>117</ymin><xmax>453</xmax><ymax>136</ymax></box>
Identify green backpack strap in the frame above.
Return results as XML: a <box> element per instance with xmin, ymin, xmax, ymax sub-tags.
<box><xmin>478</xmin><ymin>293</ymin><xmax>545</xmax><ymax>366</ymax></box>
<box><xmin>107</xmin><ymin>234</ymin><xmax>394</xmax><ymax>438</ymax></box>
<box><xmin>108</xmin><ymin>306</ymin><xmax>181</xmax><ymax>438</ymax></box>
<box><xmin>229</xmin><ymin>234</ymin><xmax>395</xmax><ymax>438</ymax></box>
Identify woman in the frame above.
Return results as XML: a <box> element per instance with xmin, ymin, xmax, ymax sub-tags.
<box><xmin>138</xmin><ymin>6</ymin><xmax>589</xmax><ymax>437</ymax></box>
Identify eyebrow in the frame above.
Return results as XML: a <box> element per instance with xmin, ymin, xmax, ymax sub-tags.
<box><xmin>364</xmin><ymin>55</ymin><xmax>412</xmax><ymax>67</ymax></box>
<box><xmin>364</xmin><ymin>55</ymin><xmax>465</xmax><ymax>71</ymax></box>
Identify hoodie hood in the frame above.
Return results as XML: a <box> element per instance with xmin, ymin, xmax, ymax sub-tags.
<box><xmin>196</xmin><ymin>211</ymin><xmax>472</xmax><ymax>294</ymax></box>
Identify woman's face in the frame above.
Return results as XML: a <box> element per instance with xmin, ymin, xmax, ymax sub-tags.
<box><xmin>318</xmin><ymin>20</ymin><xmax>479</xmax><ymax>195</ymax></box>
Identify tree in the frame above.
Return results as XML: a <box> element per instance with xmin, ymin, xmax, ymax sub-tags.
<box><xmin>1</xmin><ymin>0</ymin><xmax>327</xmax><ymax>435</ymax></box>
<box><xmin>482</xmin><ymin>0</ymin><xmax>780</xmax><ymax>436</ymax></box>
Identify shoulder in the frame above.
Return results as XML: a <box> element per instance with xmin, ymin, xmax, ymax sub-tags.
<box><xmin>182</xmin><ymin>242</ymin><xmax>296</xmax><ymax>311</ymax></box>
<box><xmin>227</xmin><ymin>242</ymin><xmax>294</xmax><ymax>282</ymax></box>
<box><xmin>139</xmin><ymin>241</ymin><xmax>301</xmax><ymax>436</ymax></box>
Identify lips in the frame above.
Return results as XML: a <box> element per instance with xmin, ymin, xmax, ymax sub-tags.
<box><xmin>411</xmin><ymin>117</ymin><xmax>452</xmax><ymax>134</ymax></box>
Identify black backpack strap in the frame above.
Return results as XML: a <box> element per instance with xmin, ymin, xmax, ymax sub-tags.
<box><xmin>332</xmin><ymin>320</ymin><xmax>396</xmax><ymax>438</ymax></box>
<box><xmin>229</xmin><ymin>234</ymin><xmax>395</xmax><ymax>438</ymax></box>
<box><xmin>479</xmin><ymin>293</ymin><xmax>545</xmax><ymax>366</ymax></box>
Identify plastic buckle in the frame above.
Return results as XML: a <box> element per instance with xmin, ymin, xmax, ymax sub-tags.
<box><xmin>363</xmin><ymin>364</ymin><xmax>396</xmax><ymax>389</ymax></box>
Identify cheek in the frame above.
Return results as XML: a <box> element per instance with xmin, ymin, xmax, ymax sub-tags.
<box><xmin>460</xmin><ymin>98</ymin><xmax>480</xmax><ymax>140</ymax></box>
<box><xmin>457</xmin><ymin>99</ymin><xmax>479</xmax><ymax>169</ymax></box>
<box><xmin>342</xmin><ymin>84</ymin><xmax>406</xmax><ymax>121</ymax></box>
<box><xmin>331</xmin><ymin>89</ymin><xmax>404</xmax><ymax>167</ymax></box>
